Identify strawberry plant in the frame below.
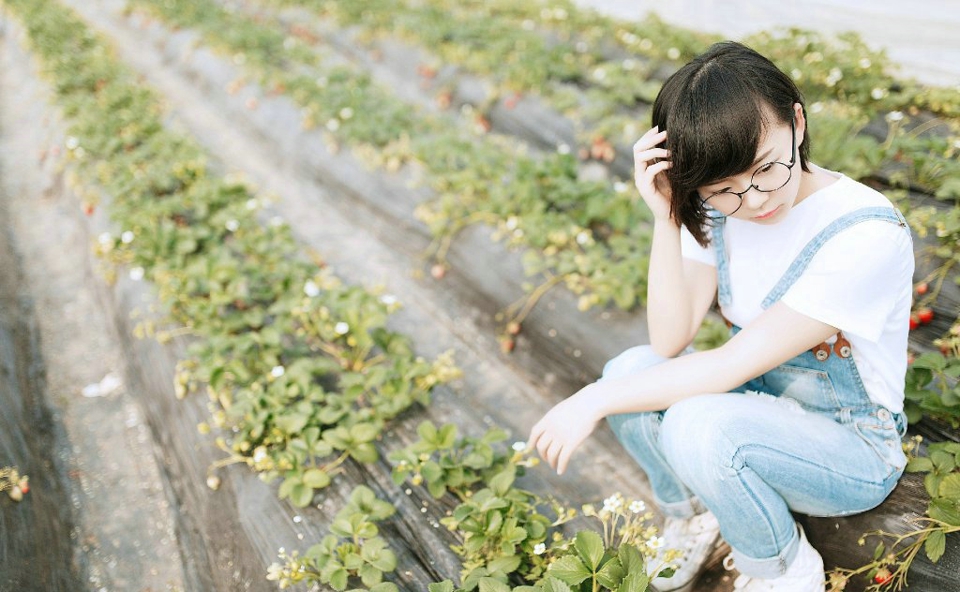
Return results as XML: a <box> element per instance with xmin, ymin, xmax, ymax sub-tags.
<box><xmin>267</xmin><ymin>485</ymin><xmax>399</xmax><ymax>590</ymax></box>
<box><xmin>826</xmin><ymin>437</ymin><xmax>960</xmax><ymax>591</ymax></box>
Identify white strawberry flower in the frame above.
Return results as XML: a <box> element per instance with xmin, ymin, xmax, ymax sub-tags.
<box><xmin>339</xmin><ymin>107</ymin><xmax>354</xmax><ymax>120</ymax></box>
<box><xmin>66</xmin><ymin>136</ymin><xmax>79</xmax><ymax>150</ymax></box>
<box><xmin>326</xmin><ymin>119</ymin><xmax>340</xmax><ymax>132</ymax></box>
<box><xmin>512</xmin><ymin>441</ymin><xmax>526</xmax><ymax>451</ymax></box>
<box><xmin>225</xmin><ymin>219</ymin><xmax>239</xmax><ymax>232</ymax></box>
<box><xmin>667</xmin><ymin>47</ymin><xmax>681</xmax><ymax>60</ymax></box>
<box><xmin>98</xmin><ymin>232</ymin><xmax>112</xmax><ymax>245</ymax></box>
<box><xmin>246</xmin><ymin>198</ymin><xmax>258</xmax><ymax>210</ymax></box>
<box><xmin>271</xmin><ymin>365</ymin><xmax>285</xmax><ymax>378</ymax></box>
<box><xmin>534</xmin><ymin>543</ymin><xmax>546</xmax><ymax>555</ymax></box>
<box><xmin>647</xmin><ymin>535</ymin><xmax>665</xmax><ymax>549</ymax></box>
<box><xmin>121</xmin><ymin>231</ymin><xmax>134</xmax><ymax>243</ymax></box>
<box><xmin>334</xmin><ymin>322</ymin><xmax>349</xmax><ymax>335</ymax></box>
<box><xmin>303</xmin><ymin>280</ymin><xmax>320</xmax><ymax>297</ymax></box>
<box><xmin>129</xmin><ymin>267</ymin><xmax>145</xmax><ymax>281</ymax></box>
<box><xmin>379</xmin><ymin>294</ymin><xmax>397</xmax><ymax>306</ymax></box>
<box><xmin>629</xmin><ymin>500</ymin><xmax>646</xmax><ymax>514</ymax></box>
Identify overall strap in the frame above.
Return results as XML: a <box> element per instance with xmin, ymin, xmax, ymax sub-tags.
<box><xmin>761</xmin><ymin>206</ymin><xmax>909</xmax><ymax>309</ymax></box>
<box><xmin>710</xmin><ymin>214</ymin><xmax>732</xmax><ymax>307</ymax></box>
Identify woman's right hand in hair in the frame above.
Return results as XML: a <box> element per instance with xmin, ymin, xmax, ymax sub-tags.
<box><xmin>633</xmin><ymin>127</ymin><xmax>674</xmax><ymax>223</ymax></box>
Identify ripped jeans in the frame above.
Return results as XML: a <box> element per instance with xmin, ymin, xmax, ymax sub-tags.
<box><xmin>600</xmin><ymin>345</ymin><xmax>907</xmax><ymax>578</ymax></box>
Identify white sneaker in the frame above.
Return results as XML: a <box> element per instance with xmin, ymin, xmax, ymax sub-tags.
<box><xmin>729</xmin><ymin>524</ymin><xmax>825</xmax><ymax>591</ymax></box>
<box><xmin>649</xmin><ymin>510</ymin><xmax>723</xmax><ymax>592</ymax></box>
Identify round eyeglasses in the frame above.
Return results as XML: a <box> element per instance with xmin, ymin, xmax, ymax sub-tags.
<box><xmin>700</xmin><ymin>119</ymin><xmax>797</xmax><ymax>216</ymax></box>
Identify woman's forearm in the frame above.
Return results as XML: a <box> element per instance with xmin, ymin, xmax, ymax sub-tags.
<box><xmin>646</xmin><ymin>219</ymin><xmax>695</xmax><ymax>357</ymax></box>
<box><xmin>587</xmin><ymin>347</ymin><xmax>744</xmax><ymax>418</ymax></box>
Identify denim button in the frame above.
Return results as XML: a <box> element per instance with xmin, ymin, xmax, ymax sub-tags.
<box><xmin>878</xmin><ymin>409</ymin><xmax>891</xmax><ymax>421</ymax></box>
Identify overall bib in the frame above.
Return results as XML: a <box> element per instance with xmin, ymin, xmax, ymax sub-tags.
<box><xmin>600</xmin><ymin>206</ymin><xmax>910</xmax><ymax>577</ymax></box>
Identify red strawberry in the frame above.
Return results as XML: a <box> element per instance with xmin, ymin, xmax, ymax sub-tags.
<box><xmin>909</xmin><ymin>314</ymin><xmax>920</xmax><ymax>331</ymax></box>
<box><xmin>915</xmin><ymin>282</ymin><xmax>929</xmax><ymax>295</ymax></box>
<box><xmin>499</xmin><ymin>337</ymin><xmax>515</xmax><ymax>353</ymax></box>
<box><xmin>83</xmin><ymin>203</ymin><xmax>95</xmax><ymax>216</ymax></box>
<box><xmin>874</xmin><ymin>568</ymin><xmax>892</xmax><ymax>585</ymax></box>
<box><xmin>917</xmin><ymin>308</ymin><xmax>934</xmax><ymax>324</ymax></box>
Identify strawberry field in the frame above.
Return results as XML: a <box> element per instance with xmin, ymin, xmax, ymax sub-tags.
<box><xmin>0</xmin><ymin>1</ymin><xmax>958</xmax><ymax>591</ymax></box>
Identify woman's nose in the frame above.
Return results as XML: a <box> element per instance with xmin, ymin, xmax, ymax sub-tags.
<box><xmin>743</xmin><ymin>186</ymin><xmax>769</xmax><ymax>210</ymax></box>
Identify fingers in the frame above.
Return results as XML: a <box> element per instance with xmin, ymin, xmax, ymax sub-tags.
<box><xmin>633</xmin><ymin>128</ymin><xmax>667</xmax><ymax>155</ymax></box>
<box><xmin>646</xmin><ymin>159</ymin><xmax>673</xmax><ymax>176</ymax></box>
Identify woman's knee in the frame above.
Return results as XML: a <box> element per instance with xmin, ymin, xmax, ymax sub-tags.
<box><xmin>600</xmin><ymin>345</ymin><xmax>668</xmax><ymax>381</ymax></box>
<box><xmin>660</xmin><ymin>394</ymin><xmax>749</xmax><ymax>473</ymax></box>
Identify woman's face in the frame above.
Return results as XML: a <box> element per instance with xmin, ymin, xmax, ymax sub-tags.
<box><xmin>697</xmin><ymin>105</ymin><xmax>806</xmax><ymax>224</ymax></box>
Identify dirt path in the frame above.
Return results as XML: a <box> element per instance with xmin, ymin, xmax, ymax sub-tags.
<box><xmin>0</xmin><ymin>14</ymin><xmax>186</xmax><ymax>591</ymax></box>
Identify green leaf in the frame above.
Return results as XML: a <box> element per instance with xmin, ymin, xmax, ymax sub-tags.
<box><xmin>478</xmin><ymin>577</ymin><xmax>511</xmax><ymax>592</ymax></box>
<box><xmin>351</xmin><ymin>442</ymin><xmax>379</xmax><ymax>464</ymax></box>
<box><xmin>421</xmin><ymin>460</ymin><xmax>443</xmax><ymax>483</ymax></box>
<box><xmin>618</xmin><ymin>544</ymin><xmax>644</xmax><ymax>574</ymax></box>
<box><xmin>597</xmin><ymin>557</ymin><xmax>625</xmax><ymax>589</ymax></box>
<box><xmin>575</xmin><ymin>530</ymin><xmax>605</xmax><ymax>571</ymax></box>
<box><xmin>931</xmin><ymin>450</ymin><xmax>956</xmax><ymax>473</ymax></box>
<box><xmin>359</xmin><ymin>563</ymin><xmax>383</xmax><ymax>587</ymax></box>
<box><xmin>912</xmin><ymin>352</ymin><xmax>947</xmax><ymax>372</ymax></box>
<box><xmin>541</xmin><ymin>576</ymin><xmax>573</xmax><ymax>592</ymax></box>
<box><xmin>351</xmin><ymin>422</ymin><xmax>380</xmax><ymax>442</ymax></box>
<box><xmin>925</xmin><ymin>530</ymin><xmax>947</xmax><ymax>563</ymax></box>
<box><xmin>278</xmin><ymin>475</ymin><xmax>299</xmax><ymax>500</ymax></box>
<box><xmin>429</xmin><ymin>581</ymin><xmax>456</xmax><ymax>592</ymax></box>
<box><xmin>290</xmin><ymin>483</ymin><xmax>314</xmax><ymax>508</ymax></box>
<box><xmin>906</xmin><ymin>456</ymin><xmax>934</xmax><ymax>473</ymax></box>
<box><xmin>873</xmin><ymin>542</ymin><xmax>885</xmax><ymax>561</ymax></box>
<box><xmin>617</xmin><ymin>571</ymin><xmax>650</xmax><ymax>592</ymax></box>
<box><xmin>488</xmin><ymin>466</ymin><xmax>516</xmax><ymax>496</ymax></box>
<box><xmin>486</xmin><ymin>554</ymin><xmax>522</xmax><ymax>575</ymax></box>
<box><xmin>417</xmin><ymin>421</ymin><xmax>438</xmax><ymax>443</ymax></box>
<box><xmin>329</xmin><ymin>567</ymin><xmax>349</xmax><ymax>591</ymax></box>
<box><xmin>928</xmin><ymin>499</ymin><xmax>960</xmax><ymax>527</ymax></box>
<box><xmin>940</xmin><ymin>473</ymin><xmax>960</xmax><ymax>500</ymax></box>
<box><xmin>548</xmin><ymin>555</ymin><xmax>591</xmax><ymax>585</ymax></box>
<box><xmin>371</xmin><ymin>549</ymin><xmax>397</xmax><ymax>573</ymax></box>
<box><xmin>302</xmin><ymin>468</ymin><xmax>331</xmax><ymax>489</ymax></box>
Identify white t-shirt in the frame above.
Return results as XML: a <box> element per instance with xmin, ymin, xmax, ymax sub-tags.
<box><xmin>680</xmin><ymin>173</ymin><xmax>915</xmax><ymax>412</ymax></box>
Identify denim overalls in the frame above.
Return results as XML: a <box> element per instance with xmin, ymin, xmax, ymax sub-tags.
<box><xmin>600</xmin><ymin>206</ymin><xmax>911</xmax><ymax>578</ymax></box>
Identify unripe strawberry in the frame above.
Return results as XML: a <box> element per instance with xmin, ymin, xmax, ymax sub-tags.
<box><xmin>499</xmin><ymin>337</ymin><xmax>515</xmax><ymax>353</ymax></box>
<box><xmin>8</xmin><ymin>486</ymin><xmax>23</xmax><ymax>502</ymax></box>
<box><xmin>18</xmin><ymin>478</ymin><xmax>29</xmax><ymax>495</ymax></box>
<box><xmin>430</xmin><ymin>264</ymin><xmax>446</xmax><ymax>280</ymax></box>
<box><xmin>506</xmin><ymin>321</ymin><xmax>521</xmax><ymax>336</ymax></box>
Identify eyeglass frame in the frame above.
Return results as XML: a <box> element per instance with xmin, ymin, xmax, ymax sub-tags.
<box><xmin>699</xmin><ymin>118</ymin><xmax>797</xmax><ymax>217</ymax></box>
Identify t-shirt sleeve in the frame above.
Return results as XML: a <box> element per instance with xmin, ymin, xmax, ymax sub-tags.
<box><xmin>680</xmin><ymin>224</ymin><xmax>716</xmax><ymax>267</ymax></box>
<box><xmin>780</xmin><ymin>220</ymin><xmax>914</xmax><ymax>343</ymax></box>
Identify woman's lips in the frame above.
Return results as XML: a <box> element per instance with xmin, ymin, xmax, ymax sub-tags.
<box><xmin>753</xmin><ymin>205</ymin><xmax>781</xmax><ymax>220</ymax></box>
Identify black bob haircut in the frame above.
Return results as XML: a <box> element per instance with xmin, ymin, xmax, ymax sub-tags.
<box><xmin>651</xmin><ymin>41</ymin><xmax>811</xmax><ymax>246</ymax></box>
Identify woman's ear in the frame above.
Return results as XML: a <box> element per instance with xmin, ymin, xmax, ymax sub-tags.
<box><xmin>794</xmin><ymin>102</ymin><xmax>807</xmax><ymax>146</ymax></box>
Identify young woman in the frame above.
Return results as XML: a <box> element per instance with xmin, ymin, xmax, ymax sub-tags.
<box><xmin>528</xmin><ymin>41</ymin><xmax>914</xmax><ymax>592</ymax></box>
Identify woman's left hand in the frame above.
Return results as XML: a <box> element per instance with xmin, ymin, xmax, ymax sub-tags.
<box><xmin>528</xmin><ymin>385</ymin><xmax>603</xmax><ymax>476</ymax></box>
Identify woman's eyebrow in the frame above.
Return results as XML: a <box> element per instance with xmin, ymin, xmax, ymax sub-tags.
<box><xmin>705</xmin><ymin>146</ymin><xmax>777</xmax><ymax>190</ymax></box>
<box><xmin>749</xmin><ymin>146</ymin><xmax>775</xmax><ymax>167</ymax></box>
